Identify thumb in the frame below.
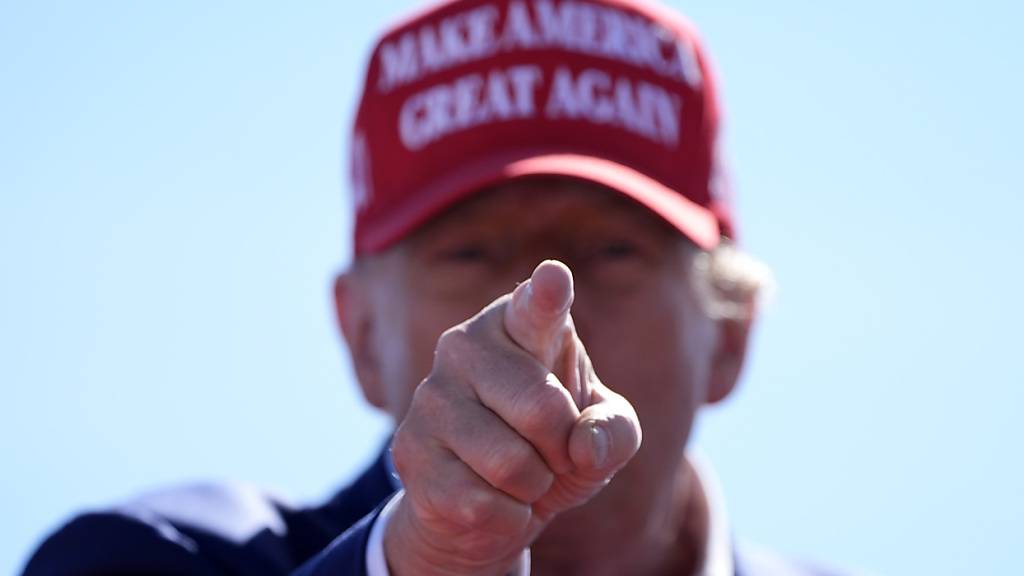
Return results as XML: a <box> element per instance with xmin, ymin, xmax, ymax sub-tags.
<box><xmin>503</xmin><ymin>260</ymin><xmax>574</xmax><ymax>369</ymax></box>
<box><xmin>530</xmin><ymin>386</ymin><xmax>642</xmax><ymax>522</ymax></box>
<box><xmin>568</xmin><ymin>389</ymin><xmax>642</xmax><ymax>478</ymax></box>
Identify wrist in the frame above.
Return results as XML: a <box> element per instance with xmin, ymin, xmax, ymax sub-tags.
<box><xmin>384</xmin><ymin>493</ymin><xmax>525</xmax><ymax>576</ymax></box>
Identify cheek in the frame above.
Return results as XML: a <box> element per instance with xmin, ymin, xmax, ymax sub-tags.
<box><xmin>376</xmin><ymin>292</ymin><xmax>493</xmax><ymax>420</ymax></box>
<box><xmin>371</xmin><ymin>295</ymin><xmax>417</xmax><ymax>420</ymax></box>
<box><xmin>577</xmin><ymin>283</ymin><xmax>713</xmax><ymax>442</ymax></box>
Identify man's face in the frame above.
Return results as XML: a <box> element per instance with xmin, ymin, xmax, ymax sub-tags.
<box><xmin>340</xmin><ymin>177</ymin><xmax>735</xmax><ymax>527</ymax></box>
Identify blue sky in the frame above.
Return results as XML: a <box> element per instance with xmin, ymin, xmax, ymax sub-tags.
<box><xmin>1</xmin><ymin>1</ymin><xmax>1021</xmax><ymax>574</ymax></box>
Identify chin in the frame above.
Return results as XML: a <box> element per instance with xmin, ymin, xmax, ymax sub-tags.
<box><xmin>541</xmin><ymin>442</ymin><xmax>687</xmax><ymax>542</ymax></box>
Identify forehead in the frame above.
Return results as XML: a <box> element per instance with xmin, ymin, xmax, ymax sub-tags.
<box><xmin>406</xmin><ymin>177</ymin><xmax>682</xmax><ymax>241</ymax></box>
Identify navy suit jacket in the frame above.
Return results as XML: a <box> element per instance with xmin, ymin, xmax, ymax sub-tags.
<box><xmin>23</xmin><ymin>447</ymin><xmax>836</xmax><ymax>575</ymax></box>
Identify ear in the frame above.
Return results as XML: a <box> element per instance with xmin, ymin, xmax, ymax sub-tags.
<box><xmin>334</xmin><ymin>270</ymin><xmax>386</xmax><ymax>410</ymax></box>
<box><xmin>706</xmin><ymin>316</ymin><xmax>752</xmax><ymax>404</ymax></box>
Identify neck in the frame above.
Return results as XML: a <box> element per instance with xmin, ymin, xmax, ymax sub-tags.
<box><xmin>529</xmin><ymin>457</ymin><xmax>710</xmax><ymax>576</ymax></box>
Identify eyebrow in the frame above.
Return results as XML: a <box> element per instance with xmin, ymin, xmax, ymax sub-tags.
<box><xmin>408</xmin><ymin>178</ymin><xmax>683</xmax><ymax>248</ymax></box>
<box><xmin>445</xmin><ymin>179</ymin><xmax>626</xmax><ymax>219</ymax></box>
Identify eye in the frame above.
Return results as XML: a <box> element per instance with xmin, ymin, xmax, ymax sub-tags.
<box><xmin>595</xmin><ymin>240</ymin><xmax>639</xmax><ymax>260</ymax></box>
<box><xmin>440</xmin><ymin>243</ymin><xmax>491</xmax><ymax>263</ymax></box>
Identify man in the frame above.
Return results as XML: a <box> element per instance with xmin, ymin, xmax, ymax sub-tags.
<box><xmin>24</xmin><ymin>0</ymin><xmax>822</xmax><ymax>574</ymax></box>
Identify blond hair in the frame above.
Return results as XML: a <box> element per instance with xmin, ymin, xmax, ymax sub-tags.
<box><xmin>691</xmin><ymin>240</ymin><xmax>775</xmax><ymax>322</ymax></box>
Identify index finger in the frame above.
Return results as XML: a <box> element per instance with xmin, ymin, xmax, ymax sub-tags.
<box><xmin>503</xmin><ymin>260</ymin><xmax>575</xmax><ymax>370</ymax></box>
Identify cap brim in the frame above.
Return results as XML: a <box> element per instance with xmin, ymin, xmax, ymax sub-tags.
<box><xmin>356</xmin><ymin>150</ymin><xmax>721</xmax><ymax>254</ymax></box>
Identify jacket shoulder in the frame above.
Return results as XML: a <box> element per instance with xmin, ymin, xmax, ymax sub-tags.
<box><xmin>23</xmin><ymin>481</ymin><xmax>296</xmax><ymax>576</ymax></box>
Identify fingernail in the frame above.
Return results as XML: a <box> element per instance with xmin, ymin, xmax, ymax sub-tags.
<box><xmin>590</xmin><ymin>423</ymin><xmax>608</xmax><ymax>468</ymax></box>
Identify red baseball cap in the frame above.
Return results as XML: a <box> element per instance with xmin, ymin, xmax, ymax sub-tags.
<box><xmin>350</xmin><ymin>0</ymin><xmax>735</xmax><ymax>255</ymax></box>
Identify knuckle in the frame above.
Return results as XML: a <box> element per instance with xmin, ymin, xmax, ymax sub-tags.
<box><xmin>454</xmin><ymin>487</ymin><xmax>500</xmax><ymax>530</ymax></box>
<box><xmin>484</xmin><ymin>442</ymin><xmax>552</xmax><ymax>502</ymax></box>
<box><xmin>485</xmin><ymin>444</ymin><xmax>527</xmax><ymax>486</ymax></box>
<box><xmin>411</xmin><ymin>375</ymin><xmax>448</xmax><ymax>416</ymax></box>
<box><xmin>435</xmin><ymin>325</ymin><xmax>468</xmax><ymax>354</ymax></box>
<box><xmin>436</xmin><ymin>325</ymin><xmax>480</xmax><ymax>359</ymax></box>
<box><xmin>433</xmin><ymin>326</ymin><xmax>486</xmax><ymax>373</ymax></box>
<box><xmin>390</xmin><ymin>422</ymin><xmax>418</xmax><ymax>481</ymax></box>
<box><xmin>449</xmin><ymin>487</ymin><xmax>530</xmax><ymax>541</ymax></box>
<box><xmin>512</xmin><ymin>375</ymin><xmax>573</xmax><ymax>433</ymax></box>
